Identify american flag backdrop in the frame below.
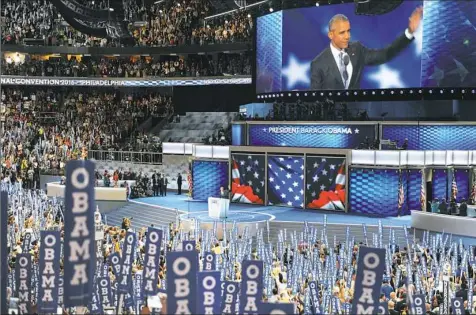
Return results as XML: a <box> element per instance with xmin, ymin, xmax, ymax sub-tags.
<box><xmin>231</xmin><ymin>154</ymin><xmax>265</xmax><ymax>204</ymax></box>
<box><xmin>267</xmin><ymin>155</ymin><xmax>304</xmax><ymax>207</ymax></box>
<box><xmin>451</xmin><ymin>170</ymin><xmax>458</xmax><ymax>202</ymax></box>
<box><xmin>471</xmin><ymin>170</ymin><xmax>476</xmax><ymax>204</ymax></box>
<box><xmin>398</xmin><ymin>171</ymin><xmax>405</xmax><ymax>211</ymax></box>
<box><xmin>305</xmin><ymin>156</ymin><xmax>346</xmax><ymax>210</ymax></box>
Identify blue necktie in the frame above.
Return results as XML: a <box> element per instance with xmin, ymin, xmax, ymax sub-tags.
<box><xmin>339</xmin><ymin>51</ymin><xmax>349</xmax><ymax>89</ymax></box>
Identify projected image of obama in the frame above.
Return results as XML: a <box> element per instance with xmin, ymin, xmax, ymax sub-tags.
<box><xmin>310</xmin><ymin>6</ymin><xmax>422</xmax><ymax>90</ymax></box>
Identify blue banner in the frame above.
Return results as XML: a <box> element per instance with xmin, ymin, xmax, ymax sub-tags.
<box><xmin>118</xmin><ymin>231</ymin><xmax>136</xmax><ymax>293</ymax></box>
<box><xmin>98</xmin><ymin>277</ymin><xmax>112</xmax><ymax>308</ymax></box>
<box><xmin>183</xmin><ymin>240</ymin><xmax>196</xmax><ymax>252</ymax></box>
<box><xmin>378</xmin><ymin>301</ymin><xmax>389</xmax><ymax>314</ymax></box>
<box><xmin>15</xmin><ymin>253</ymin><xmax>32</xmax><ymax>314</ymax></box>
<box><xmin>451</xmin><ymin>297</ymin><xmax>465</xmax><ymax>315</ymax></box>
<box><xmin>134</xmin><ymin>272</ymin><xmax>143</xmax><ymax>314</ymax></box>
<box><xmin>221</xmin><ymin>281</ymin><xmax>239</xmax><ymax>315</ymax></box>
<box><xmin>89</xmin><ymin>282</ymin><xmax>103</xmax><ymax>314</ymax></box>
<box><xmin>308</xmin><ymin>281</ymin><xmax>321</xmax><ymax>314</ymax></box>
<box><xmin>202</xmin><ymin>252</ymin><xmax>216</xmax><ymax>271</ymax></box>
<box><xmin>142</xmin><ymin>227</ymin><xmax>163</xmax><ymax>296</ymax></box>
<box><xmin>410</xmin><ymin>294</ymin><xmax>426</xmax><ymax>314</ymax></box>
<box><xmin>0</xmin><ymin>192</ymin><xmax>6</xmax><ymax>315</ymax></box>
<box><xmin>239</xmin><ymin>260</ymin><xmax>264</xmax><ymax>315</ymax></box>
<box><xmin>38</xmin><ymin>231</ymin><xmax>61</xmax><ymax>313</ymax></box>
<box><xmin>260</xmin><ymin>302</ymin><xmax>296</xmax><ymax>314</ymax></box>
<box><xmin>249</xmin><ymin>124</ymin><xmax>376</xmax><ymax>148</ymax></box>
<box><xmin>31</xmin><ymin>261</ymin><xmax>39</xmax><ymax>305</ymax></box>
<box><xmin>166</xmin><ymin>250</ymin><xmax>198</xmax><ymax>314</ymax></box>
<box><xmin>197</xmin><ymin>271</ymin><xmax>221</xmax><ymax>315</ymax></box>
<box><xmin>351</xmin><ymin>246</ymin><xmax>386</xmax><ymax>314</ymax></box>
<box><xmin>109</xmin><ymin>252</ymin><xmax>121</xmax><ymax>277</ymax></box>
<box><xmin>63</xmin><ymin>160</ymin><xmax>96</xmax><ymax>307</ymax></box>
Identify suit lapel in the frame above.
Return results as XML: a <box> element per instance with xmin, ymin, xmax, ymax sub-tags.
<box><xmin>325</xmin><ymin>48</ymin><xmax>345</xmax><ymax>89</ymax></box>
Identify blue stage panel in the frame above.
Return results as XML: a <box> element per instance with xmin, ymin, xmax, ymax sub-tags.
<box><xmin>432</xmin><ymin>169</ymin><xmax>448</xmax><ymax>201</ymax></box>
<box><xmin>382</xmin><ymin>125</ymin><xmax>476</xmax><ymax>150</ymax></box>
<box><xmin>349</xmin><ymin>168</ymin><xmax>400</xmax><ymax>216</ymax></box>
<box><xmin>192</xmin><ymin>160</ymin><xmax>229</xmax><ymax>201</ymax></box>
<box><xmin>407</xmin><ymin>169</ymin><xmax>423</xmax><ymax>213</ymax></box>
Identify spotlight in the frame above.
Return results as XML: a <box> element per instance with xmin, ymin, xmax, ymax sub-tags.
<box><xmin>328</xmin><ymin>92</ymin><xmax>333</xmax><ymax>96</ymax></box>
<box><xmin>451</xmin><ymin>89</ymin><xmax>454</xmax><ymax>93</ymax></box>
<box><xmin>429</xmin><ymin>90</ymin><xmax>433</xmax><ymax>94</ymax></box>
<box><xmin>345</xmin><ymin>92</ymin><xmax>349</xmax><ymax>96</ymax></box>
<box><xmin>316</xmin><ymin>2</ymin><xmax>319</xmax><ymax>6</ymax></box>
<box><xmin>269</xmin><ymin>7</ymin><xmax>274</xmax><ymax>12</ymax></box>
<box><xmin>312</xmin><ymin>92</ymin><xmax>316</xmax><ymax>96</ymax></box>
<box><xmin>288</xmin><ymin>93</ymin><xmax>292</xmax><ymax>97</ymax></box>
<box><xmin>363</xmin><ymin>91</ymin><xmax>366</xmax><ymax>95</ymax></box>
<box><xmin>410</xmin><ymin>90</ymin><xmax>413</xmax><ymax>94</ymax></box>
<box><xmin>337</xmin><ymin>92</ymin><xmax>341</xmax><ymax>96</ymax></box>
<box><xmin>372</xmin><ymin>91</ymin><xmax>375</xmax><ymax>95</ymax></box>
<box><xmin>440</xmin><ymin>90</ymin><xmax>443</xmax><ymax>94</ymax></box>
<box><xmin>296</xmin><ymin>93</ymin><xmax>299</xmax><ymax>97</ymax></box>
<box><xmin>462</xmin><ymin>89</ymin><xmax>465</xmax><ymax>94</ymax></box>
<box><xmin>400</xmin><ymin>90</ymin><xmax>404</xmax><ymax>94</ymax></box>
<box><xmin>381</xmin><ymin>91</ymin><xmax>384</xmax><ymax>95</ymax></box>
<box><xmin>390</xmin><ymin>91</ymin><xmax>394</xmax><ymax>95</ymax></box>
<box><xmin>354</xmin><ymin>92</ymin><xmax>357</xmax><ymax>95</ymax></box>
<box><xmin>320</xmin><ymin>92</ymin><xmax>324</xmax><ymax>96</ymax></box>
<box><xmin>304</xmin><ymin>93</ymin><xmax>308</xmax><ymax>96</ymax></box>
<box><xmin>418</xmin><ymin>90</ymin><xmax>422</xmax><ymax>94</ymax></box>
<box><xmin>472</xmin><ymin>90</ymin><xmax>475</xmax><ymax>94</ymax></box>
<box><xmin>247</xmin><ymin>14</ymin><xmax>251</xmax><ymax>18</ymax></box>
<box><xmin>280</xmin><ymin>93</ymin><xmax>284</xmax><ymax>97</ymax></box>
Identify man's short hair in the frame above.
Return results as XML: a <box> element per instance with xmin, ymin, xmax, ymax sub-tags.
<box><xmin>328</xmin><ymin>14</ymin><xmax>349</xmax><ymax>32</ymax></box>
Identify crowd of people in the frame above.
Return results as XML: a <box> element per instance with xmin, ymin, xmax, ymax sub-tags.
<box><xmin>1</xmin><ymin>0</ymin><xmax>254</xmax><ymax>47</ymax></box>
<box><xmin>1</xmin><ymin>53</ymin><xmax>252</xmax><ymax>77</ymax></box>
<box><xmin>3</xmin><ymin>183</ymin><xmax>476</xmax><ymax>314</ymax></box>
<box><xmin>1</xmin><ymin>87</ymin><xmax>173</xmax><ymax>184</ymax></box>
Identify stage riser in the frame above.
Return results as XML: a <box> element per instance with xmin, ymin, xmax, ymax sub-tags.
<box><xmin>411</xmin><ymin>211</ymin><xmax>476</xmax><ymax>238</ymax></box>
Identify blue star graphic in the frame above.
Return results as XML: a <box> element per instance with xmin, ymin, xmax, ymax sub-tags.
<box><xmin>282</xmin><ymin>54</ymin><xmax>311</xmax><ymax>90</ymax></box>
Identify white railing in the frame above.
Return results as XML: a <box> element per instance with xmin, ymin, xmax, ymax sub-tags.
<box><xmin>162</xmin><ymin>142</ymin><xmax>230</xmax><ymax>159</ymax></box>
<box><xmin>351</xmin><ymin>150</ymin><xmax>476</xmax><ymax>166</ymax></box>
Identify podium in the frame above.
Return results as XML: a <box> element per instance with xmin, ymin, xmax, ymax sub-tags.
<box><xmin>208</xmin><ymin>197</ymin><xmax>230</xmax><ymax>219</ymax></box>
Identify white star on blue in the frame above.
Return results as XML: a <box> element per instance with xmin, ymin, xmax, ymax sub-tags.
<box><xmin>282</xmin><ymin>54</ymin><xmax>311</xmax><ymax>90</ymax></box>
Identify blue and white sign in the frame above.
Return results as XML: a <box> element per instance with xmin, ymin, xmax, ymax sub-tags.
<box><xmin>118</xmin><ymin>231</ymin><xmax>136</xmax><ymax>293</ymax></box>
<box><xmin>202</xmin><ymin>252</ymin><xmax>216</xmax><ymax>271</ymax></box>
<box><xmin>221</xmin><ymin>281</ymin><xmax>239</xmax><ymax>315</ymax></box>
<box><xmin>351</xmin><ymin>246</ymin><xmax>386</xmax><ymax>314</ymax></box>
<box><xmin>451</xmin><ymin>297</ymin><xmax>465</xmax><ymax>315</ymax></box>
<box><xmin>260</xmin><ymin>302</ymin><xmax>296</xmax><ymax>314</ymax></box>
<box><xmin>166</xmin><ymin>250</ymin><xmax>198</xmax><ymax>314</ymax></box>
<box><xmin>142</xmin><ymin>227</ymin><xmax>163</xmax><ymax>296</ymax></box>
<box><xmin>37</xmin><ymin>231</ymin><xmax>61</xmax><ymax>313</ymax></box>
<box><xmin>63</xmin><ymin>160</ymin><xmax>96</xmax><ymax>307</ymax></box>
<box><xmin>248</xmin><ymin>123</ymin><xmax>376</xmax><ymax>148</ymax></box>
<box><xmin>183</xmin><ymin>240</ymin><xmax>196</xmax><ymax>252</ymax></box>
<box><xmin>16</xmin><ymin>253</ymin><xmax>32</xmax><ymax>314</ymax></box>
<box><xmin>197</xmin><ymin>271</ymin><xmax>221</xmax><ymax>315</ymax></box>
<box><xmin>239</xmin><ymin>260</ymin><xmax>264</xmax><ymax>315</ymax></box>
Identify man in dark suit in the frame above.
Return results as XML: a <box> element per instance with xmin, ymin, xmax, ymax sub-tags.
<box><xmin>459</xmin><ymin>199</ymin><xmax>468</xmax><ymax>217</ymax></box>
<box><xmin>310</xmin><ymin>7</ymin><xmax>422</xmax><ymax>90</ymax></box>
<box><xmin>176</xmin><ymin>173</ymin><xmax>182</xmax><ymax>195</ymax></box>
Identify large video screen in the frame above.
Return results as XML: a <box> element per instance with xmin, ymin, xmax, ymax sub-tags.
<box><xmin>256</xmin><ymin>0</ymin><xmax>476</xmax><ymax>93</ymax></box>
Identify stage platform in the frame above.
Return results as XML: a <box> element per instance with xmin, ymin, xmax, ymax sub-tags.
<box><xmin>411</xmin><ymin>210</ymin><xmax>476</xmax><ymax>238</ymax></box>
<box><xmin>132</xmin><ymin>194</ymin><xmax>411</xmax><ymax>227</ymax></box>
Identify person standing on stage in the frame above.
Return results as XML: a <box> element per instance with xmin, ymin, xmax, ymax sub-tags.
<box><xmin>159</xmin><ymin>174</ymin><xmax>165</xmax><ymax>197</ymax></box>
<box><xmin>152</xmin><ymin>173</ymin><xmax>158</xmax><ymax>197</ymax></box>
<box><xmin>176</xmin><ymin>173</ymin><xmax>182</xmax><ymax>195</ymax></box>
<box><xmin>163</xmin><ymin>175</ymin><xmax>168</xmax><ymax>196</ymax></box>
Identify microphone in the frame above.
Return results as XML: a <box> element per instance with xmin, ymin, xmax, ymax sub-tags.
<box><xmin>343</xmin><ymin>54</ymin><xmax>350</xmax><ymax>66</ymax></box>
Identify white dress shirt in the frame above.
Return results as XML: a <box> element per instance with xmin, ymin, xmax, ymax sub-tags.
<box><xmin>329</xmin><ymin>28</ymin><xmax>414</xmax><ymax>89</ymax></box>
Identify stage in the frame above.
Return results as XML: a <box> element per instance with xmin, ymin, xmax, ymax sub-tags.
<box><xmin>132</xmin><ymin>194</ymin><xmax>411</xmax><ymax>226</ymax></box>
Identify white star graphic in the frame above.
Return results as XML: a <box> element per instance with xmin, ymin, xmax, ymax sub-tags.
<box><xmin>247</xmin><ymin>156</ymin><xmax>252</xmax><ymax>159</ymax></box>
<box><xmin>307</xmin><ymin>184</ymin><xmax>311</xmax><ymax>190</ymax></box>
<box><xmin>282</xmin><ymin>54</ymin><xmax>311</xmax><ymax>89</ymax></box>
<box><xmin>275</xmin><ymin>185</ymin><xmax>280</xmax><ymax>190</ymax></box>
<box><xmin>292</xmin><ymin>182</ymin><xmax>298</xmax><ymax>187</ymax></box>
<box><xmin>320</xmin><ymin>184</ymin><xmax>326</xmax><ymax>191</ymax></box>
<box><xmin>294</xmin><ymin>159</ymin><xmax>299</xmax><ymax>163</ymax></box>
<box><xmin>313</xmin><ymin>162</ymin><xmax>318</xmax><ymax>168</ymax></box>
<box><xmin>268</xmin><ymin>164</ymin><xmax>272</xmax><ymax>169</ymax></box>
<box><xmin>288</xmin><ymin>187</ymin><xmax>294</xmax><ymax>193</ymax></box>
<box><xmin>262</xmin><ymin>128</ymin><xmax>267</xmax><ymax>132</ymax></box>
<box><xmin>269</xmin><ymin>177</ymin><xmax>274</xmax><ymax>182</ymax></box>
<box><xmin>368</xmin><ymin>65</ymin><xmax>405</xmax><ymax>89</ymax></box>
<box><xmin>330</xmin><ymin>164</ymin><xmax>336</xmax><ymax>170</ymax></box>
<box><xmin>281</xmin><ymin>193</ymin><xmax>286</xmax><ymax>199</ymax></box>
<box><xmin>294</xmin><ymin>195</ymin><xmax>300</xmax><ymax>201</ymax></box>
<box><xmin>246</xmin><ymin>166</ymin><xmax>252</xmax><ymax>172</ymax></box>
<box><xmin>254</xmin><ymin>160</ymin><xmax>259</xmax><ymax>165</ymax></box>
<box><xmin>248</xmin><ymin>180</ymin><xmax>253</xmax><ymax>186</ymax></box>
<box><xmin>287</xmin><ymin>201</ymin><xmax>293</xmax><ymax>206</ymax></box>
<box><xmin>322</xmin><ymin>169</ymin><xmax>328</xmax><ymax>176</ymax></box>
<box><xmin>286</xmin><ymin>164</ymin><xmax>291</xmax><ymax>169</ymax></box>
<box><xmin>253</xmin><ymin>171</ymin><xmax>259</xmax><ymax>179</ymax></box>
<box><xmin>279</xmin><ymin>157</ymin><xmax>284</xmax><ymax>162</ymax></box>
<box><xmin>311</xmin><ymin>191</ymin><xmax>317</xmax><ymax>197</ymax></box>
<box><xmin>354</xmin><ymin>129</ymin><xmax>359</xmax><ymax>134</ymax></box>
<box><xmin>321</xmin><ymin>158</ymin><xmax>326</xmax><ymax>162</ymax></box>
<box><xmin>300</xmin><ymin>174</ymin><xmax>304</xmax><ymax>180</ymax></box>
<box><xmin>286</xmin><ymin>173</ymin><xmax>292</xmax><ymax>179</ymax></box>
<box><xmin>300</xmin><ymin>165</ymin><xmax>304</xmax><ymax>170</ymax></box>
<box><xmin>313</xmin><ymin>175</ymin><xmax>319</xmax><ymax>182</ymax></box>
<box><xmin>261</xmin><ymin>181</ymin><xmax>264</xmax><ymax>187</ymax></box>
<box><xmin>256</xmin><ymin>187</ymin><xmax>260</xmax><ymax>193</ymax></box>
<box><xmin>240</xmin><ymin>160</ymin><xmax>245</xmax><ymax>166</ymax></box>
<box><xmin>300</xmin><ymin>189</ymin><xmax>304</xmax><ymax>195</ymax></box>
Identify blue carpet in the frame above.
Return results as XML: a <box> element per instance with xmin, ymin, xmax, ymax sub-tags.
<box><xmin>132</xmin><ymin>195</ymin><xmax>412</xmax><ymax>227</ymax></box>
